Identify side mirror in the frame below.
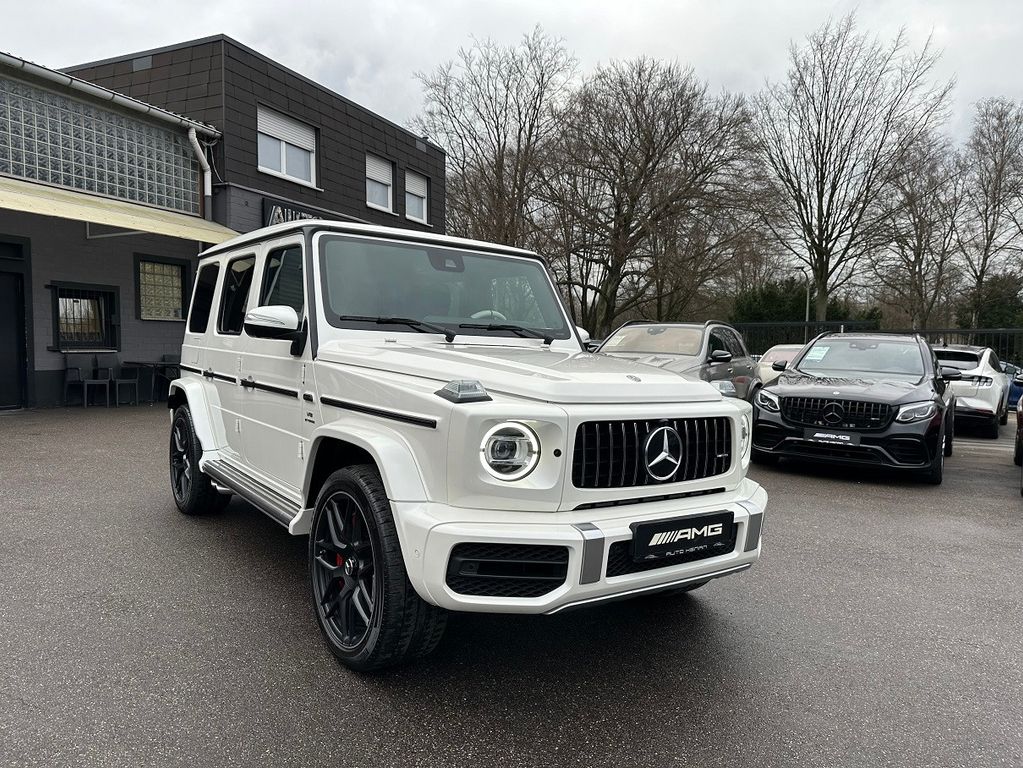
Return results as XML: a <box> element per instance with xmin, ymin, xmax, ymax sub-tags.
<box><xmin>709</xmin><ymin>349</ymin><xmax>732</xmax><ymax>364</ymax></box>
<box><xmin>576</xmin><ymin>326</ymin><xmax>591</xmax><ymax>345</ymax></box>
<box><xmin>772</xmin><ymin>360</ymin><xmax>788</xmax><ymax>372</ymax></box>
<box><xmin>940</xmin><ymin>366</ymin><xmax>962</xmax><ymax>381</ymax></box>
<box><xmin>244</xmin><ymin>305</ymin><xmax>300</xmax><ymax>338</ymax></box>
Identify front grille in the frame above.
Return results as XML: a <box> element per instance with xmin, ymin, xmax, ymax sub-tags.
<box><xmin>785</xmin><ymin>441</ymin><xmax>883</xmax><ymax>463</ymax></box>
<box><xmin>445</xmin><ymin>543</ymin><xmax>569</xmax><ymax>598</ymax></box>
<box><xmin>606</xmin><ymin>524</ymin><xmax>739</xmax><ymax>577</ymax></box>
<box><xmin>780</xmin><ymin>397</ymin><xmax>892</xmax><ymax>431</ymax></box>
<box><xmin>572</xmin><ymin>417</ymin><xmax>733</xmax><ymax>489</ymax></box>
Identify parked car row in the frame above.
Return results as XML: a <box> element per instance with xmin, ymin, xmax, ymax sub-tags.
<box><xmin>592</xmin><ymin>323</ymin><xmax>1022</xmax><ymax>486</ymax></box>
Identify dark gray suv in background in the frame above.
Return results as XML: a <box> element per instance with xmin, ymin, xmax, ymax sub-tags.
<box><xmin>596</xmin><ymin>320</ymin><xmax>761</xmax><ymax>400</ymax></box>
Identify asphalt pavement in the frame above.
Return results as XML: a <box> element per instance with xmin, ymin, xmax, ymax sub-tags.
<box><xmin>1</xmin><ymin>407</ymin><xmax>1021</xmax><ymax>768</ymax></box>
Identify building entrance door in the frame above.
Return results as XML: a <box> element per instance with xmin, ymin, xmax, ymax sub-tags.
<box><xmin>0</xmin><ymin>269</ymin><xmax>27</xmax><ymax>409</ymax></box>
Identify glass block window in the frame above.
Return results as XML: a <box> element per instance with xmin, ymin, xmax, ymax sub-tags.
<box><xmin>0</xmin><ymin>75</ymin><xmax>200</xmax><ymax>214</ymax></box>
<box><xmin>138</xmin><ymin>260</ymin><xmax>185</xmax><ymax>320</ymax></box>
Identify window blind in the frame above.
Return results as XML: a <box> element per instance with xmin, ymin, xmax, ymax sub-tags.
<box><xmin>257</xmin><ymin>106</ymin><xmax>316</xmax><ymax>152</ymax></box>
<box><xmin>406</xmin><ymin>171</ymin><xmax>428</xmax><ymax>198</ymax></box>
<box><xmin>366</xmin><ymin>154</ymin><xmax>393</xmax><ymax>185</ymax></box>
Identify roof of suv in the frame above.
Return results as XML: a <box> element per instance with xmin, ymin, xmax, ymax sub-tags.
<box><xmin>199</xmin><ymin>220</ymin><xmax>540</xmax><ymax>262</ymax></box>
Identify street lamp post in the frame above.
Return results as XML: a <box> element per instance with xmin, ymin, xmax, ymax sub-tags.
<box><xmin>797</xmin><ymin>266</ymin><xmax>810</xmax><ymax>343</ymax></box>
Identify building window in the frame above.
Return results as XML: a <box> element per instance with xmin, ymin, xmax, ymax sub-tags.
<box><xmin>257</xmin><ymin>106</ymin><xmax>316</xmax><ymax>186</ymax></box>
<box><xmin>137</xmin><ymin>258</ymin><xmax>186</xmax><ymax>321</ymax></box>
<box><xmin>405</xmin><ymin>171</ymin><xmax>429</xmax><ymax>224</ymax></box>
<box><xmin>0</xmin><ymin>77</ymin><xmax>199</xmax><ymax>213</ymax></box>
<box><xmin>51</xmin><ymin>284</ymin><xmax>118</xmax><ymax>350</ymax></box>
<box><xmin>366</xmin><ymin>154</ymin><xmax>393</xmax><ymax>212</ymax></box>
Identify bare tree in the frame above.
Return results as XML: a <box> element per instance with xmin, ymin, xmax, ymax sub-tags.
<box><xmin>753</xmin><ymin>14</ymin><xmax>953</xmax><ymax>320</ymax></box>
<box><xmin>956</xmin><ymin>97</ymin><xmax>1023</xmax><ymax>323</ymax></box>
<box><xmin>413</xmin><ymin>27</ymin><xmax>576</xmax><ymax>247</ymax></box>
<box><xmin>540</xmin><ymin>58</ymin><xmax>751</xmax><ymax>335</ymax></box>
<box><xmin>870</xmin><ymin>134</ymin><xmax>963</xmax><ymax>328</ymax></box>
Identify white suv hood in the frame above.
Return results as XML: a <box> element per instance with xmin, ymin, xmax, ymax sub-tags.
<box><xmin>317</xmin><ymin>340</ymin><xmax>722</xmax><ymax>404</ymax></box>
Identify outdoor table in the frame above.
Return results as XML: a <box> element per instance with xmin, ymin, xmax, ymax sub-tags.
<box><xmin>123</xmin><ymin>360</ymin><xmax>180</xmax><ymax>404</ymax></box>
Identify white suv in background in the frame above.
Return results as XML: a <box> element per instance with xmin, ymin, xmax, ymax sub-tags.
<box><xmin>165</xmin><ymin>221</ymin><xmax>767</xmax><ymax>671</ymax></box>
<box><xmin>934</xmin><ymin>345</ymin><xmax>1009</xmax><ymax>438</ymax></box>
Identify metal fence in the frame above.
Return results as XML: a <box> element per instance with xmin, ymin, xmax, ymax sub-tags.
<box><xmin>732</xmin><ymin>321</ymin><xmax>1023</xmax><ymax>364</ymax></box>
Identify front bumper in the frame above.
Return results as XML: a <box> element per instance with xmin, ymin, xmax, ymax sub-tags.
<box><xmin>391</xmin><ymin>479</ymin><xmax>766</xmax><ymax>614</ymax></box>
<box><xmin>753</xmin><ymin>408</ymin><xmax>940</xmax><ymax>468</ymax></box>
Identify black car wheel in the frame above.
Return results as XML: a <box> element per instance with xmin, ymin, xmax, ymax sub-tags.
<box><xmin>944</xmin><ymin>414</ymin><xmax>954</xmax><ymax>457</ymax></box>
<box><xmin>1014</xmin><ymin>431</ymin><xmax>1022</xmax><ymax>467</ymax></box>
<box><xmin>986</xmin><ymin>419</ymin><xmax>1000</xmax><ymax>439</ymax></box>
<box><xmin>309</xmin><ymin>465</ymin><xmax>446</xmax><ymax>672</ymax></box>
<box><xmin>922</xmin><ymin>426</ymin><xmax>945</xmax><ymax>485</ymax></box>
<box><xmin>170</xmin><ymin>405</ymin><xmax>230</xmax><ymax>515</ymax></box>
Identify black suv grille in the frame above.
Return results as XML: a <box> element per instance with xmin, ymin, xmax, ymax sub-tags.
<box><xmin>572</xmin><ymin>417</ymin><xmax>733</xmax><ymax>489</ymax></box>
<box><xmin>606</xmin><ymin>524</ymin><xmax>739</xmax><ymax>577</ymax></box>
<box><xmin>445</xmin><ymin>543</ymin><xmax>569</xmax><ymax>598</ymax></box>
<box><xmin>780</xmin><ymin>397</ymin><xmax>892</xmax><ymax>430</ymax></box>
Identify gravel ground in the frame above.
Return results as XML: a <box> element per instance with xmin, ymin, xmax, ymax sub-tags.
<box><xmin>0</xmin><ymin>406</ymin><xmax>1021</xmax><ymax>768</ymax></box>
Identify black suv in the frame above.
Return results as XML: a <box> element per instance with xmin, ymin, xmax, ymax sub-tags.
<box><xmin>752</xmin><ymin>333</ymin><xmax>961</xmax><ymax>484</ymax></box>
<box><xmin>596</xmin><ymin>320</ymin><xmax>761</xmax><ymax>400</ymax></box>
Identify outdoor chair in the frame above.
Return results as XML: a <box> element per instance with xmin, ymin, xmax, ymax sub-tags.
<box><xmin>82</xmin><ymin>355</ymin><xmax>110</xmax><ymax>408</ymax></box>
<box><xmin>63</xmin><ymin>353</ymin><xmax>95</xmax><ymax>406</ymax></box>
<box><xmin>97</xmin><ymin>353</ymin><xmax>138</xmax><ymax>406</ymax></box>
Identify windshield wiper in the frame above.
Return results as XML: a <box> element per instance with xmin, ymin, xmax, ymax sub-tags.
<box><xmin>339</xmin><ymin>315</ymin><xmax>456</xmax><ymax>343</ymax></box>
<box><xmin>459</xmin><ymin>323</ymin><xmax>554</xmax><ymax>345</ymax></box>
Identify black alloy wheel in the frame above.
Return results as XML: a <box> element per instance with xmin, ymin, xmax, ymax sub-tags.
<box><xmin>922</xmin><ymin>423</ymin><xmax>945</xmax><ymax>485</ymax></box>
<box><xmin>169</xmin><ymin>405</ymin><xmax>228</xmax><ymax>515</ymax></box>
<box><xmin>312</xmin><ymin>490</ymin><xmax>378</xmax><ymax>652</ymax></box>
<box><xmin>944</xmin><ymin>412</ymin><xmax>954</xmax><ymax>457</ymax></box>
<box><xmin>308</xmin><ymin>466</ymin><xmax>447</xmax><ymax>672</ymax></box>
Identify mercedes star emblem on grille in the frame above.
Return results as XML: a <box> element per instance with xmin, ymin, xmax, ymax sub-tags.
<box><xmin>822</xmin><ymin>401</ymin><xmax>846</xmax><ymax>425</ymax></box>
<box><xmin>644</xmin><ymin>425</ymin><xmax>683</xmax><ymax>481</ymax></box>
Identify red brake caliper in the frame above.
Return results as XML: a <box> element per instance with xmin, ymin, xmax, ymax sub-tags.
<box><xmin>336</xmin><ymin>553</ymin><xmax>345</xmax><ymax>584</ymax></box>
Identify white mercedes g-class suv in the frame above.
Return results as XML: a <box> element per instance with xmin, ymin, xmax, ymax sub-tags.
<box><xmin>167</xmin><ymin>221</ymin><xmax>767</xmax><ymax>671</ymax></box>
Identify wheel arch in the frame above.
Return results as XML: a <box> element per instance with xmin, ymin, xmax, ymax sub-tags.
<box><xmin>304</xmin><ymin>424</ymin><xmax>430</xmax><ymax>509</ymax></box>
<box><xmin>167</xmin><ymin>379</ymin><xmax>219</xmax><ymax>453</ymax></box>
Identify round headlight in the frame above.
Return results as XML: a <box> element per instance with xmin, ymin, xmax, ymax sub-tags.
<box><xmin>480</xmin><ymin>422</ymin><xmax>540</xmax><ymax>481</ymax></box>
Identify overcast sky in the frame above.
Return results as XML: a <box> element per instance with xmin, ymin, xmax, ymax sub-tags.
<box><xmin>5</xmin><ymin>0</ymin><xmax>1023</xmax><ymax>140</ymax></box>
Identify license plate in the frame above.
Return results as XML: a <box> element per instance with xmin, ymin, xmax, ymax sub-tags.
<box><xmin>630</xmin><ymin>511</ymin><xmax>735</xmax><ymax>562</ymax></box>
<box><xmin>803</xmin><ymin>428</ymin><xmax>860</xmax><ymax>446</ymax></box>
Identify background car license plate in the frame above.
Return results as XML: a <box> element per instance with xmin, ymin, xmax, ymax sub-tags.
<box><xmin>630</xmin><ymin>511</ymin><xmax>735</xmax><ymax>562</ymax></box>
<box><xmin>803</xmin><ymin>428</ymin><xmax>860</xmax><ymax>446</ymax></box>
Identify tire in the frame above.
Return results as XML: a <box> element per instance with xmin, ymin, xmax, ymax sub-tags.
<box><xmin>170</xmin><ymin>405</ymin><xmax>228</xmax><ymax>515</ymax></box>
<box><xmin>944</xmin><ymin>415</ymin><xmax>954</xmax><ymax>457</ymax></box>
<box><xmin>1000</xmin><ymin>408</ymin><xmax>1008</xmax><ymax>426</ymax></box>
<box><xmin>751</xmin><ymin>449</ymin><xmax>779</xmax><ymax>466</ymax></box>
<box><xmin>309</xmin><ymin>465</ymin><xmax>447</xmax><ymax>672</ymax></box>
<box><xmin>1014</xmin><ymin>434</ymin><xmax>1022</xmax><ymax>467</ymax></box>
<box><xmin>922</xmin><ymin>428</ymin><xmax>944</xmax><ymax>485</ymax></box>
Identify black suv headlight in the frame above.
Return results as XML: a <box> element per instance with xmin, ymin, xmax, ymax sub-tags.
<box><xmin>754</xmin><ymin>389</ymin><xmax>780</xmax><ymax>413</ymax></box>
<box><xmin>895</xmin><ymin>401</ymin><xmax>938</xmax><ymax>423</ymax></box>
<box><xmin>480</xmin><ymin>422</ymin><xmax>540</xmax><ymax>480</ymax></box>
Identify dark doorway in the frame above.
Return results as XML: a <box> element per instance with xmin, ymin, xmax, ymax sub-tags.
<box><xmin>0</xmin><ymin>269</ymin><xmax>27</xmax><ymax>409</ymax></box>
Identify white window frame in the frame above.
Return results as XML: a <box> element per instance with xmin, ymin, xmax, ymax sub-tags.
<box><xmin>366</xmin><ymin>153</ymin><xmax>395</xmax><ymax>213</ymax></box>
<box><xmin>257</xmin><ymin>106</ymin><xmax>317</xmax><ymax>188</ymax></box>
<box><xmin>405</xmin><ymin>170</ymin><xmax>429</xmax><ymax>224</ymax></box>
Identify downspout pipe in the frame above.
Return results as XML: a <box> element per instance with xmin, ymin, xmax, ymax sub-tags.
<box><xmin>188</xmin><ymin>128</ymin><xmax>213</xmax><ymax>221</ymax></box>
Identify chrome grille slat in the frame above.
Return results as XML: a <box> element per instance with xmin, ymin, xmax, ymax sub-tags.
<box><xmin>571</xmin><ymin>417</ymin><xmax>732</xmax><ymax>489</ymax></box>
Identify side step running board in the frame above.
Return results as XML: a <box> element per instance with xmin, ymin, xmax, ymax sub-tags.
<box><xmin>203</xmin><ymin>459</ymin><xmax>301</xmax><ymax>529</ymax></box>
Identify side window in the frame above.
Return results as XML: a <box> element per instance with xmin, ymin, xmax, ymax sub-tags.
<box><xmin>260</xmin><ymin>246</ymin><xmax>304</xmax><ymax>314</ymax></box>
<box><xmin>709</xmin><ymin>331</ymin><xmax>729</xmax><ymax>356</ymax></box>
<box><xmin>988</xmin><ymin>350</ymin><xmax>1001</xmax><ymax>370</ymax></box>
<box><xmin>723</xmin><ymin>329</ymin><xmax>747</xmax><ymax>358</ymax></box>
<box><xmin>217</xmin><ymin>255</ymin><xmax>256</xmax><ymax>335</ymax></box>
<box><xmin>188</xmin><ymin>263</ymin><xmax>220</xmax><ymax>334</ymax></box>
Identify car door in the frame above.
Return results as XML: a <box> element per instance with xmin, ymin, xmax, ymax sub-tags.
<box><xmin>723</xmin><ymin>328</ymin><xmax>755</xmax><ymax>399</ymax></box>
<box><xmin>207</xmin><ymin>253</ymin><xmax>257</xmax><ymax>467</ymax></box>
<box><xmin>236</xmin><ymin>238</ymin><xmax>312</xmax><ymax>496</ymax></box>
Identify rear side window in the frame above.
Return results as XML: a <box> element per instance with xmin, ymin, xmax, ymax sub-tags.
<box><xmin>187</xmin><ymin>263</ymin><xmax>220</xmax><ymax>333</ymax></box>
<box><xmin>260</xmin><ymin>246</ymin><xmax>304</xmax><ymax>314</ymax></box>
<box><xmin>723</xmin><ymin>329</ymin><xmax>747</xmax><ymax>357</ymax></box>
<box><xmin>988</xmin><ymin>350</ymin><xmax>1001</xmax><ymax>370</ymax></box>
<box><xmin>218</xmin><ymin>255</ymin><xmax>256</xmax><ymax>335</ymax></box>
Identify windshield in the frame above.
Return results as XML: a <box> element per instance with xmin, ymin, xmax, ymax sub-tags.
<box><xmin>601</xmin><ymin>325</ymin><xmax>703</xmax><ymax>355</ymax></box>
<box><xmin>934</xmin><ymin>350</ymin><xmax>981</xmax><ymax>371</ymax></box>
<box><xmin>319</xmin><ymin>235</ymin><xmax>570</xmax><ymax>340</ymax></box>
<box><xmin>796</xmin><ymin>338</ymin><xmax>924</xmax><ymax>378</ymax></box>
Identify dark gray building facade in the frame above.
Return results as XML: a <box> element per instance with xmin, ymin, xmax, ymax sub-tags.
<box><xmin>66</xmin><ymin>35</ymin><xmax>446</xmax><ymax>235</ymax></box>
